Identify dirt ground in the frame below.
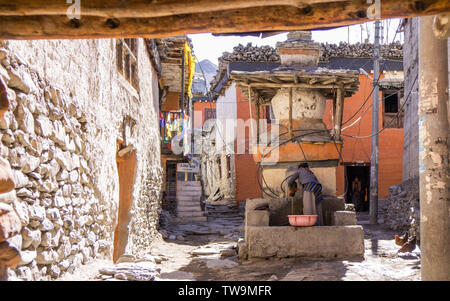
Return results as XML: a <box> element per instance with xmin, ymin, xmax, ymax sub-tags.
<box><xmin>54</xmin><ymin>211</ymin><xmax>421</xmax><ymax>281</ymax></box>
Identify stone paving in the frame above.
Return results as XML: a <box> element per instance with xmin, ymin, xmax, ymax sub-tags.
<box><xmin>54</xmin><ymin>203</ymin><xmax>421</xmax><ymax>281</ymax></box>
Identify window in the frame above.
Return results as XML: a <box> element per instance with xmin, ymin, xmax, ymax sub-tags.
<box><xmin>116</xmin><ymin>38</ymin><xmax>139</xmax><ymax>91</ymax></box>
<box><xmin>204</xmin><ymin>108</ymin><xmax>216</xmax><ymax>122</ymax></box>
<box><xmin>216</xmin><ymin>157</ymin><xmax>222</xmax><ymax>179</ymax></box>
<box><xmin>226</xmin><ymin>156</ymin><xmax>231</xmax><ymax>179</ymax></box>
<box><xmin>382</xmin><ymin>90</ymin><xmax>404</xmax><ymax>128</ymax></box>
<box><xmin>265</xmin><ymin>105</ymin><xmax>273</xmax><ymax>124</ymax></box>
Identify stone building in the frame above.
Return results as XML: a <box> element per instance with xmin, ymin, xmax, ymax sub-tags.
<box><xmin>0</xmin><ymin>37</ymin><xmax>166</xmax><ymax>280</ymax></box>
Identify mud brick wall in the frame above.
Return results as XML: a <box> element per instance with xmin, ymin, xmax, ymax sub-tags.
<box><xmin>0</xmin><ymin>38</ymin><xmax>163</xmax><ymax>280</ymax></box>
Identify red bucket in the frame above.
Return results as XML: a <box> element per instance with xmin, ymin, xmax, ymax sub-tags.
<box><xmin>288</xmin><ymin>215</ymin><xmax>318</xmax><ymax>226</ymax></box>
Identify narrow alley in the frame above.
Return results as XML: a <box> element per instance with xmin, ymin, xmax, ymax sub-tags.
<box><xmin>54</xmin><ymin>208</ymin><xmax>420</xmax><ymax>282</ymax></box>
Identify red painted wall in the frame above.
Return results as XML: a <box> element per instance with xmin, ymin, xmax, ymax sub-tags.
<box><xmin>193</xmin><ymin>101</ymin><xmax>216</xmax><ymax>128</ymax></box>
<box><xmin>228</xmin><ymin>74</ymin><xmax>403</xmax><ymax>202</ymax></box>
<box><xmin>234</xmin><ymin>87</ymin><xmax>262</xmax><ymax>202</ymax></box>
<box><xmin>323</xmin><ymin>74</ymin><xmax>404</xmax><ymax>198</ymax></box>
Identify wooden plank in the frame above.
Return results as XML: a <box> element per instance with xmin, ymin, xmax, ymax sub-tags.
<box><xmin>0</xmin><ymin>0</ymin><xmax>448</xmax><ymax>40</ymax></box>
<box><xmin>245</xmin><ymin>82</ymin><xmax>357</xmax><ymax>90</ymax></box>
<box><xmin>289</xmin><ymin>87</ymin><xmax>293</xmax><ymax>139</ymax></box>
<box><xmin>334</xmin><ymin>85</ymin><xmax>345</xmax><ymax>140</ymax></box>
<box><xmin>0</xmin><ymin>0</ymin><xmax>347</xmax><ymax>17</ymax></box>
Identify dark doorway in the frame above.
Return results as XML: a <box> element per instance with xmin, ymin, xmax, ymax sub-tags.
<box><xmin>345</xmin><ymin>164</ymin><xmax>370</xmax><ymax>212</ymax></box>
<box><xmin>163</xmin><ymin>161</ymin><xmax>178</xmax><ymax>214</ymax></box>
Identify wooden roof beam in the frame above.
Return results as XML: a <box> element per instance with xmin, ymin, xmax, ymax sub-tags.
<box><xmin>0</xmin><ymin>0</ymin><xmax>343</xmax><ymax>18</ymax></box>
<box><xmin>0</xmin><ymin>0</ymin><xmax>448</xmax><ymax>40</ymax></box>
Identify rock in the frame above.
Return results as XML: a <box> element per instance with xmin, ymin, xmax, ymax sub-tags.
<box><xmin>7</xmin><ymin>68</ymin><xmax>37</xmax><ymax>94</ymax></box>
<box><xmin>220</xmin><ymin>248</ymin><xmax>237</xmax><ymax>257</ymax></box>
<box><xmin>40</xmin><ymin>218</ymin><xmax>54</xmax><ymax>231</ymax></box>
<box><xmin>98</xmin><ymin>262</ymin><xmax>159</xmax><ymax>281</ymax></box>
<box><xmin>0</xmin><ymin>190</ymin><xmax>17</xmax><ymax>204</ymax></box>
<box><xmin>116</xmin><ymin>254</ymin><xmax>136</xmax><ymax>263</ymax></box>
<box><xmin>35</xmin><ymin>115</ymin><xmax>53</xmax><ymax>137</ymax></box>
<box><xmin>68</xmin><ymin>170</ymin><xmax>79</xmax><ymax>184</ymax></box>
<box><xmin>205</xmin><ymin>259</ymin><xmax>238</xmax><ymax>269</ymax></box>
<box><xmin>28</xmin><ymin>204</ymin><xmax>46</xmax><ymax>221</ymax></box>
<box><xmin>12</xmin><ymin>169</ymin><xmax>30</xmax><ymax>189</ymax></box>
<box><xmin>81</xmin><ymin>247</ymin><xmax>91</xmax><ymax>263</ymax></box>
<box><xmin>59</xmin><ymin>259</ymin><xmax>71</xmax><ymax>271</ymax></box>
<box><xmin>0</xmin><ymin>205</ymin><xmax>22</xmax><ymax>242</ymax></box>
<box><xmin>21</xmin><ymin>227</ymin><xmax>41</xmax><ymax>249</ymax></box>
<box><xmin>190</xmin><ymin>248</ymin><xmax>220</xmax><ymax>256</ymax></box>
<box><xmin>0</xmin><ymin>240</ymin><xmax>21</xmax><ymax>267</ymax></box>
<box><xmin>48</xmin><ymin>159</ymin><xmax>60</xmax><ymax>177</ymax></box>
<box><xmin>69</xmin><ymin>230</ymin><xmax>82</xmax><ymax>244</ymax></box>
<box><xmin>12</xmin><ymin>199</ymin><xmax>29</xmax><ymax>226</ymax></box>
<box><xmin>49</xmin><ymin>264</ymin><xmax>61</xmax><ymax>278</ymax></box>
<box><xmin>20</xmin><ymin>154</ymin><xmax>40</xmax><ymax>174</ymax></box>
<box><xmin>54</xmin><ymin>148</ymin><xmax>73</xmax><ymax>171</ymax></box>
<box><xmin>15</xmin><ymin>104</ymin><xmax>35</xmax><ymax>135</ymax></box>
<box><xmin>17</xmin><ymin>250</ymin><xmax>37</xmax><ymax>266</ymax></box>
<box><xmin>267</xmin><ymin>275</ymin><xmax>278</xmax><ymax>281</ymax></box>
<box><xmin>1</xmin><ymin>129</ymin><xmax>15</xmax><ymax>145</ymax></box>
<box><xmin>35</xmin><ymin>249</ymin><xmax>58</xmax><ymax>265</ymax></box>
<box><xmin>160</xmin><ymin>270</ymin><xmax>196</xmax><ymax>281</ymax></box>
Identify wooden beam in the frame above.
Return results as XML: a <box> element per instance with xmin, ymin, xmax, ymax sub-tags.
<box><xmin>0</xmin><ymin>0</ymin><xmax>448</xmax><ymax>39</ymax></box>
<box><xmin>256</xmin><ymin>95</ymin><xmax>261</xmax><ymax>144</ymax></box>
<box><xmin>244</xmin><ymin>82</ymin><xmax>356</xmax><ymax>90</ymax></box>
<box><xmin>334</xmin><ymin>85</ymin><xmax>345</xmax><ymax>140</ymax></box>
<box><xmin>289</xmin><ymin>87</ymin><xmax>293</xmax><ymax>139</ymax></box>
<box><xmin>247</xmin><ymin>85</ymin><xmax>255</xmax><ymax>147</ymax></box>
<box><xmin>0</xmin><ymin>0</ymin><xmax>345</xmax><ymax>17</ymax></box>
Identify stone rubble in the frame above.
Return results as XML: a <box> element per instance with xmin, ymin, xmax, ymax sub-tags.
<box><xmin>381</xmin><ymin>178</ymin><xmax>420</xmax><ymax>241</ymax></box>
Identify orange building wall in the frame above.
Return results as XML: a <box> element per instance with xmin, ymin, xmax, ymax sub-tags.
<box><xmin>234</xmin><ymin>87</ymin><xmax>262</xmax><ymax>202</ymax></box>
<box><xmin>161</xmin><ymin>92</ymin><xmax>180</xmax><ymax>111</ymax></box>
<box><xmin>193</xmin><ymin>101</ymin><xmax>216</xmax><ymax>128</ymax></box>
<box><xmin>229</xmin><ymin>74</ymin><xmax>403</xmax><ymax>202</ymax></box>
<box><xmin>323</xmin><ymin>74</ymin><xmax>404</xmax><ymax>198</ymax></box>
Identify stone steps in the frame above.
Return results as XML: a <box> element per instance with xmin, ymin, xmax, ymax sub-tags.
<box><xmin>172</xmin><ymin>216</ymin><xmax>208</xmax><ymax>223</ymax></box>
<box><xmin>177</xmin><ymin>210</ymin><xmax>206</xmax><ymax>217</ymax></box>
<box><xmin>178</xmin><ymin>205</ymin><xmax>202</xmax><ymax>212</ymax></box>
<box><xmin>174</xmin><ymin>181</ymin><xmax>206</xmax><ymax>223</ymax></box>
<box><xmin>176</xmin><ymin>191</ymin><xmax>202</xmax><ymax>197</ymax></box>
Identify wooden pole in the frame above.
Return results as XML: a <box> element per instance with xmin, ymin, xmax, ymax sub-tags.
<box><xmin>289</xmin><ymin>87</ymin><xmax>293</xmax><ymax>139</ymax></box>
<box><xmin>248</xmin><ymin>85</ymin><xmax>255</xmax><ymax>146</ymax></box>
<box><xmin>419</xmin><ymin>15</ymin><xmax>450</xmax><ymax>281</ymax></box>
<box><xmin>369</xmin><ymin>20</ymin><xmax>381</xmax><ymax>225</ymax></box>
<box><xmin>256</xmin><ymin>97</ymin><xmax>261</xmax><ymax>144</ymax></box>
<box><xmin>334</xmin><ymin>85</ymin><xmax>344</xmax><ymax>140</ymax></box>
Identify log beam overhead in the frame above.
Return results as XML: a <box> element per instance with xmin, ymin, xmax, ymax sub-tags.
<box><xmin>0</xmin><ymin>0</ymin><xmax>449</xmax><ymax>39</ymax></box>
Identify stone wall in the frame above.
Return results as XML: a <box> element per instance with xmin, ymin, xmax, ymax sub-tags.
<box><xmin>0</xmin><ymin>38</ymin><xmax>163</xmax><ymax>280</ymax></box>
<box><xmin>402</xmin><ymin>18</ymin><xmax>420</xmax><ymax>183</ymax></box>
<box><xmin>382</xmin><ymin>178</ymin><xmax>420</xmax><ymax>240</ymax></box>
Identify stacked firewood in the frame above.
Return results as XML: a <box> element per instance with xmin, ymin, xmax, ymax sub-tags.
<box><xmin>220</xmin><ymin>43</ymin><xmax>280</xmax><ymax>63</ymax></box>
<box><xmin>209</xmin><ymin>41</ymin><xmax>403</xmax><ymax>93</ymax></box>
<box><xmin>321</xmin><ymin>41</ymin><xmax>403</xmax><ymax>60</ymax></box>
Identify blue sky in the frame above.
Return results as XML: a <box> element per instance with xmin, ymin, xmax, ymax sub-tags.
<box><xmin>188</xmin><ymin>18</ymin><xmax>403</xmax><ymax>65</ymax></box>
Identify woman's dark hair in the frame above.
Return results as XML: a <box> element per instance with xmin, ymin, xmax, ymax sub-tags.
<box><xmin>298</xmin><ymin>163</ymin><xmax>309</xmax><ymax>168</ymax></box>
